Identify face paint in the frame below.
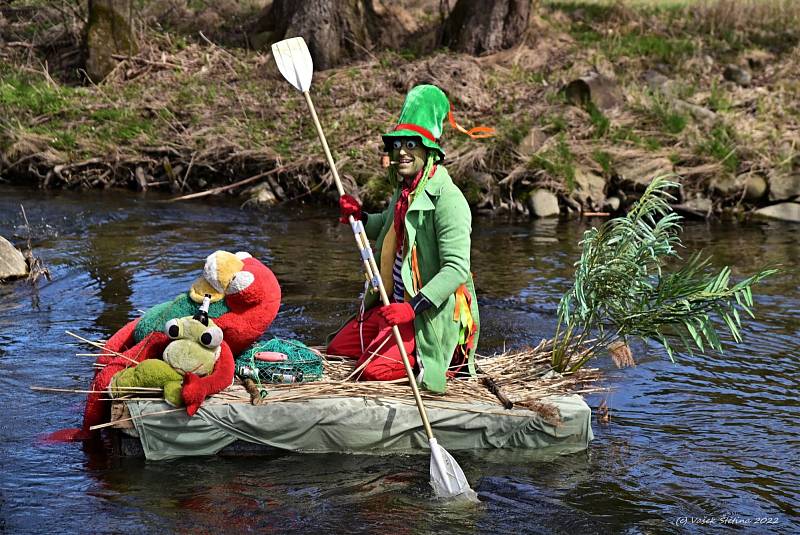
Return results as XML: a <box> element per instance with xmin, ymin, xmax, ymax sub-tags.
<box><xmin>390</xmin><ymin>138</ymin><xmax>427</xmax><ymax>179</ymax></box>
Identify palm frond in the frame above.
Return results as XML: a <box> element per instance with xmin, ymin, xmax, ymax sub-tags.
<box><xmin>553</xmin><ymin>175</ymin><xmax>778</xmax><ymax>373</ymax></box>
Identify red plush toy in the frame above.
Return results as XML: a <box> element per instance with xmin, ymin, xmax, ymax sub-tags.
<box><xmin>54</xmin><ymin>251</ymin><xmax>281</xmax><ymax>441</ymax></box>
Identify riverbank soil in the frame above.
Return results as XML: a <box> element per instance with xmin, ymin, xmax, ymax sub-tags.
<box><xmin>1</xmin><ymin>0</ymin><xmax>798</xmax><ymax>220</ymax></box>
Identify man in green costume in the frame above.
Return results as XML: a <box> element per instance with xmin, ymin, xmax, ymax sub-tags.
<box><xmin>329</xmin><ymin>84</ymin><xmax>490</xmax><ymax>393</ymax></box>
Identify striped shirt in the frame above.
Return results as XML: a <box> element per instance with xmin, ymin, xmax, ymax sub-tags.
<box><xmin>391</xmin><ymin>250</ymin><xmax>405</xmax><ymax>303</ymax></box>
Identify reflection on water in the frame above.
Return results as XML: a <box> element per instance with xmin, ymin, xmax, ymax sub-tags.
<box><xmin>0</xmin><ymin>186</ymin><xmax>797</xmax><ymax>533</ymax></box>
<box><xmin>84</xmin><ymin>220</ymin><xmax>139</xmax><ymax>333</ymax></box>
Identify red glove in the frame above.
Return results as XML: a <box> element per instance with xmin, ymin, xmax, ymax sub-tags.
<box><xmin>378</xmin><ymin>302</ymin><xmax>415</xmax><ymax>326</ymax></box>
<box><xmin>181</xmin><ymin>372</ymin><xmax>205</xmax><ymax>416</ymax></box>
<box><xmin>339</xmin><ymin>194</ymin><xmax>361</xmax><ymax>224</ymax></box>
<box><xmin>180</xmin><ymin>342</ymin><xmax>235</xmax><ymax>416</ymax></box>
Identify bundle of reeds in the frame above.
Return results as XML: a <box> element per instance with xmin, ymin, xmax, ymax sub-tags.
<box><xmin>201</xmin><ymin>341</ymin><xmax>604</xmax><ymax>424</ymax></box>
<box><xmin>32</xmin><ymin>335</ymin><xmax>604</xmax><ymax>430</ymax></box>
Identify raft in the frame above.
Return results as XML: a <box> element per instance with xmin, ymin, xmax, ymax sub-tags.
<box><xmin>107</xmin><ymin>342</ymin><xmax>601</xmax><ymax>461</ymax></box>
<box><xmin>112</xmin><ymin>394</ymin><xmax>592</xmax><ymax>460</ymax></box>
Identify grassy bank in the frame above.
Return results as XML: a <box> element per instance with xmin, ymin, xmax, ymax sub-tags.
<box><xmin>1</xmin><ymin>0</ymin><xmax>798</xmax><ymax>216</ymax></box>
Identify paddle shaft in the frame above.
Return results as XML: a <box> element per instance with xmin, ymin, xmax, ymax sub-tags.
<box><xmin>302</xmin><ymin>91</ymin><xmax>435</xmax><ymax>441</ymax></box>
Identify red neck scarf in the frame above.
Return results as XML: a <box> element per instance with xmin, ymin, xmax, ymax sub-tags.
<box><xmin>393</xmin><ymin>165</ymin><xmax>435</xmax><ymax>253</ymax></box>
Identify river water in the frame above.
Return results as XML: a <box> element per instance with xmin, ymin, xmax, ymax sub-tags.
<box><xmin>0</xmin><ymin>186</ymin><xmax>797</xmax><ymax>534</ymax></box>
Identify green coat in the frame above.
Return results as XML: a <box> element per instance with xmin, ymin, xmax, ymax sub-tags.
<box><xmin>362</xmin><ymin>165</ymin><xmax>479</xmax><ymax>393</ymax></box>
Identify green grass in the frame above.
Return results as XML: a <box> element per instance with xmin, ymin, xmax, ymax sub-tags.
<box><xmin>543</xmin><ymin>113</ymin><xmax>568</xmax><ymax>134</ymax></box>
<box><xmin>545</xmin><ymin>88</ymin><xmax>568</xmax><ymax>105</ymax></box>
<box><xmin>174</xmin><ymin>84</ymin><xmax>204</xmax><ymax>109</ymax></box>
<box><xmin>495</xmin><ymin>116</ymin><xmax>531</xmax><ymax>146</ymax></box>
<box><xmin>571</xmin><ymin>28</ymin><xmax>696</xmax><ymax>64</ymax></box>
<box><xmin>529</xmin><ymin>133</ymin><xmax>577</xmax><ymax>191</ymax></box>
<box><xmin>0</xmin><ymin>63</ymin><xmax>161</xmax><ymax>152</ymax></box>
<box><xmin>546</xmin><ymin>0</ymin><xmax>709</xmax><ymax>15</ymax></box>
<box><xmin>546</xmin><ymin>1</ymin><xmax>620</xmax><ymax>20</ymax></box>
<box><xmin>88</xmin><ymin>108</ymin><xmax>153</xmax><ymax>141</ymax></box>
<box><xmin>0</xmin><ymin>72</ymin><xmax>74</xmax><ymax>117</ymax></box>
<box><xmin>552</xmin><ymin>0</ymin><xmax>696</xmax><ymax>64</ymax></box>
<box><xmin>649</xmin><ymin>94</ymin><xmax>688</xmax><ymax>134</ymax></box>
<box><xmin>108</xmin><ymin>117</ymin><xmax>153</xmax><ymax>142</ymax></box>
<box><xmin>45</xmin><ymin>129</ymin><xmax>77</xmax><ymax>151</ymax></box>
<box><xmin>274</xmin><ymin>138</ymin><xmax>292</xmax><ymax>157</ymax></box>
<box><xmin>550</xmin><ymin>0</ymin><xmax>800</xmax><ymax>55</ymax></box>
<box><xmin>593</xmin><ymin>149</ymin><xmax>613</xmax><ymax>176</ymax></box>
<box><xmin>508</xmin><ymin>64</ymin><xmax>547</xmax><ymax>86</ymax></box>
<box><xmin>545</xmin><ymin>0</ymin><xmax>690</xmax><ymax>21</ymax></box>
<box><xmin>610</xmin><ymin>125</ymin><xmax>662</xmax><ymax>150</ymax></box>
<box><xmin>588</xmin><ymin>103</ymin><xmax>610</xmax><ymax>138</ymax></box>
<box><xmin>662</xmin><ymin>112</ymin><xmax>687</xmax><ymax>134</ymax></box>
<box><xmin>707</xmin><ymin>82</ymin><xmax>732</xmax><ymax>112</ymax></box>
<box><xmin>698</xmin><ymin>124</ymin><xmax>739</xmax><ymax>173</ymax></box>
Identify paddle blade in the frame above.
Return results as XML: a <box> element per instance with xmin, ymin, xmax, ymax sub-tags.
<box><xmin>429</xmin><ymin>438</ymin><xmax>477</xmax><ymax>501</ymax></box>
<box><xmin>271</xmin><ymin>37</ymin><xmax>313</xmax><ymax>92</ymax></box>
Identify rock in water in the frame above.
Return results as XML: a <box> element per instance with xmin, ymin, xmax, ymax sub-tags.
<box><xmin>245</xmin><ymin>183</ymin><xmax>278</xmax><ymax>206</ymax></box>
<box><xmin>605</xmin><ymin>196</ymin><xmax>621</xmax><ymax>212</ymax></box>
<box><xmin>754</xmin><ymin>203</ymin><xmax>800</xmax><ymax>223</ymax></box>
<box><xmin>0</xmin><ymin>236</ymin><xmax>28</xmax><ymax>280</ymax></box>
<box><xmin>745</xmin><ymin>175</ymin><xmax>768</xmax><ymax>201</ymax></box>
<box><xmin>768</xmin><ymin>172</ymin><xmax>800</xmax><ymax>201</ymax></box>
<box><xmin>711</xmin><ymin>175</ymin><xmax>742</xmax><ymax>196</ymax></box>
<box><xmin>573</xmin><ymin>169</ymin><xmax>606</xmax><ymax>211</ymax></box>
<box><xmin>684</xmin><ymin>196</ymin><xmax>712</xmax><ymax>214</ymax></box>
<box><xmin>617</xmin><ymin>157</ymin><xmax>674</xmax><ymax>189</ymax></box>
<box><xmin>85</xmin><ymin>0</ymin><xmax>138</xmax><ymax>83</ymax></box>
<box><xmin>528</xmin><ymin>189</ymin><xmax>560</xmax><ymax>218</ymax></box>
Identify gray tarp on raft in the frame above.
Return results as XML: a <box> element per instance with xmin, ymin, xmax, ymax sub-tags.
<box><xmin>128</xmin><ymin>395</ymin><xmax>593</xmax><ymax>461</ymax></box>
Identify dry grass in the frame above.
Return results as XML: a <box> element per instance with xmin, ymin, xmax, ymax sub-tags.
<box><xmin>687</xmin><ymin>0</ymin><xmax>800</xmax><ymax>35</ymax></box>
<box><xmin>201</xmin><ymin>341</ymin><xmax>603</xmax><ymax>424</ymax></box>
<box><xmin>80</xmin><ymin>341</ymin><xmax>603</xmax><ymax>428</ymax></box>
<box><xmin>65</xmin><ymin>335</ymin><xmax>603</xmax><ymax>426</ymax></box>
<box><xmin>2</xmin><ymin>0</ymin><xmax>799</xmax><ymax>213</ymax></box>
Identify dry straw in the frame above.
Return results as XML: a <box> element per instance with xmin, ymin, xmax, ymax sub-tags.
<box><xmin>200</xmin><ymin>341</ymin><xmax>603</xmax><ymax>423</ymax></box>
<box><xmin>39</xmin><ymin>335</ymin><xmax>603</xmax><ymax>427</ymax></box>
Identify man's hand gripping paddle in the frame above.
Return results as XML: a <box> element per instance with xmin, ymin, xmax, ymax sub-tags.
<box><xmin>272</xmin><ymin>37</ymin><xmax>475</xmax><ymax>501</ymax></box>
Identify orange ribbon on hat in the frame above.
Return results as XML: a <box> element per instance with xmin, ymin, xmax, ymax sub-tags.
<box><xmin>448</xmin><ymin>109</ymin><xmax>495</xmax><ymax>139</ymax></box>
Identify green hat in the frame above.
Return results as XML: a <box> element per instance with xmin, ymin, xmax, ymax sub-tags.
<box><xmin>383</xmin><ymin>85</ymin><xmax>450</xmax><ymax>160</ymax></box>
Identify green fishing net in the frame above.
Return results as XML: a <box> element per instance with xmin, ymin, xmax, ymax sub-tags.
<box><xmin>235</xmin><ymin>338</ymin><xmax>323</xmax><ymax>384</ymax></box>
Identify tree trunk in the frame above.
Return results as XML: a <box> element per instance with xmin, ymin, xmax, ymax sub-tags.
<box><xmin>84</xmin><ymin>0</ymin><xmax>137</xmax><ymax>83</ymax></box>
<box><xmin>253</xmin><ymin>0</ymin><xmax>405</xmax><ymax>70</ymax></box>
<box><xmin>442</xmin><ymin>0</ymin><xmax>532</xmax><ymax>56</ymax></box>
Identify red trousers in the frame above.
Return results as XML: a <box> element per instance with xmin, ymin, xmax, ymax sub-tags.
<box><xmin>327</xmin><ymin>307</ymin><xmax>415</xmax><ymax>381</ymax></box>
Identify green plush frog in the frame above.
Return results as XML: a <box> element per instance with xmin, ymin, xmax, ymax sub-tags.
<box><xmin>110</xmin><ymin>316</ymin><xmax>224</xmax><ymax>408</ymax></box>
